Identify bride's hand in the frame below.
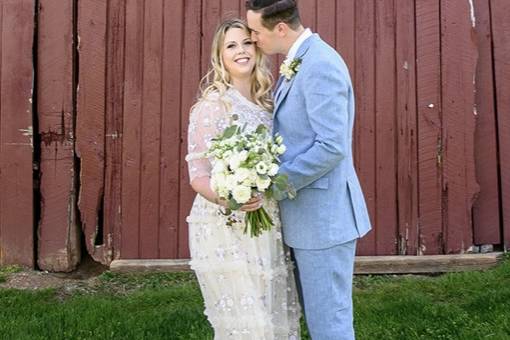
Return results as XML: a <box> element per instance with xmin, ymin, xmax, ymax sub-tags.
<box><xmin>239</xmin><ymin>195</ymin><xmax>264</xmax><ymax>212</ymax></box>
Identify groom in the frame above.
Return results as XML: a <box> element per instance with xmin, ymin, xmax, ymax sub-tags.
<box><xmin>246</xmin><ymin>1</ymin><xmax>372</xmax><ymax>339</ymax></box>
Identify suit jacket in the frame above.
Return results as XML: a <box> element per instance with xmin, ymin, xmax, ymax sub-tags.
<box><xmin>273</xmin><ymin>34</ymin><xmax>372</xmax><ymax>249</ymax></box>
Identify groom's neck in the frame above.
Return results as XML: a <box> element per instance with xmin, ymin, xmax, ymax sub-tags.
<box><xmin>282</xmin><ymin>25</ymin><xmax>305</xmax><ymax>56</ymax></box>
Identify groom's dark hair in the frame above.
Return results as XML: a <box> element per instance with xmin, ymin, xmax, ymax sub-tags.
<box><xmin>246</xmin><ymin>0</ymin><xmax>301</xmax><ymax>30</ymax></box>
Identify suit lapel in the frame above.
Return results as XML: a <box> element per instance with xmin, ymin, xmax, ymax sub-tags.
<box><xmin>274</xmin><ymin>75</ymin><xmax>296</xmax><ymax>113</ymax></box>
<box><xmin>273</xmin><ymin>75</ymin><xmax>285</xmax><ymax>103</ymax></box>
<box><xmin>273</xmin><ymin>34</ymin><xmax>317</xmax><ymax>116</ymax></box>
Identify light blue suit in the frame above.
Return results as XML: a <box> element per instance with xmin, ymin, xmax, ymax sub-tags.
<box><xmin>273</xmin><ymin>34</ymin><xmax>372</xmax><ymax>339</ymax></box>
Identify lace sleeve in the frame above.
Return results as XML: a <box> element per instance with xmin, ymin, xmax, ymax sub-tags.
<box><xmin>186</xmin><ymin>94</ymin><xmax>229</xmax><ymax>183</ymax></box>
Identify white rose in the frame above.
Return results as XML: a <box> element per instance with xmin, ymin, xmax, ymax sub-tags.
<box><xmin>255</xmin><ymin>162</ymin><xmax>268</xmax><ymax>175</ymax></box>
<box><xmin>276</xmin><ymin>145</ymin><xmax>286</xmax><ymax>155</ymax></box>
<box><xmin>225</xmin><ymin>174</ymin><xmax>237</xmax><ymax>191</ymax></box>
<box><xmin>232</xmin><ymin>185</ymin><xmax>252</xmax><ymax>204</ymax></box>
<box><xmin>223</xmin><ymin>150</ymin><xmax>233</xmax><ymax>159</ymax></box>
<box><xmin>212</xmin><ymin>160</ymin><xmax>226</xmax><ymax>174</ymax></box>
<box><xmin>229</xmin><ymin>154</ymin><xmax>242</xmax><ymax>170</ymax></box>
<box><xmin>275</xmin><ymin>135</ymin><xmax>283</xmax><ymax>145</ymax></box>
<box><xmin>256</xmin><ymin>176</ymin><xmax>271</xmax><ymax>191</ymax></box>
<box><xmin>218</xmin><ymin>186</ymin><xmax>229</xmax><ymax>198</ymax></box>
<box><xmin>267</xmin><ymin>163</ymin><xmax>279</xmax><ymax>176</ymax></box>
<box><xmin>238</xmin><ymin>150</ymin><xmax>248</xmax><ymax>162</ymax></box>
<box><xmin>211</xmin><ymin>173</ymin><xmax>229</xmax><ymax>199</ymax></box>
<box><xmin>234</xmin><ymin>168</ymin><xmax>251</xmax><ymax>183</ymax></box>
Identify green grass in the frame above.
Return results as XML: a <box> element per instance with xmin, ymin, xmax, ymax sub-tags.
<box><xmin>1</xmin><ymin>256</ymin><xmax>509</xmax><ymax>339</ymax></box>
<box><xmin>0</xmin><ymin>265</ymin><xmax>22</xmax><ymax>283</ymax></box>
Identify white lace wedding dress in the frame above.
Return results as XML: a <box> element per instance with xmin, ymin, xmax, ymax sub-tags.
<box><xmin>186</xmin><ymin>88</ymin><xmax>301</xmax><ymax>339</ymax></box>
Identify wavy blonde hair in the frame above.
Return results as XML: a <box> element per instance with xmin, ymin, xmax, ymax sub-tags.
<box><xmin>196</xmin><ymin>18</ymin><xmax>273</xmax><ymax>112</ymax></box>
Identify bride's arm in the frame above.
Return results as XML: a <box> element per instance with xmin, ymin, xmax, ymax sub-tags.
<box><xmin>186</xmin><ymin>95</ymin><xmax>261</xmax><ymax>211</ymax></box>
<box><xmin>189</xmin><ymin>175</ymin><xmax>226</xmax><ymax>207</ymax></box>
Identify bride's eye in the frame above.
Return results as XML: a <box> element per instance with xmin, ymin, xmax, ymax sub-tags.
<box><xmin>226</xmin><ymin>43</ymin><xmax>236</xmax><ymax>49</ymax></box>
<box><xmin>244</xmin><ymin>41</ymin><xmax>253</xmax><ymax>45</ymax></box>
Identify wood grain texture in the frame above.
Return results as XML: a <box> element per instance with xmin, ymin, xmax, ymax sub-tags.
<box><xmin>110</xmin><ymin>253</ymin><xmax>503</xmax><ymax>275</ymax></box>
<box><xmin>440</xmin><ymin>0</ymin><xmax>478</xmax><ymax>253</ymax></box>
<box><xmin>0</xmin><ymin>0</ymin><xmax>34</xmax><ymax>267</ymax></box>
<box><xmin>354</xmin><ymin>253</ymin><xmax>502</xmax><ymax>274</ymax></box>
<box><xmin>159</xmin><ymin>0</ymin><xmax>183</xmax><ymax>259</ymax></box>
<box><xmin>395</xmin><ymin>0</ymin><xmax>418</xmax><ymax>255</ymax></box>
<box><xmin>472</xmin><ymin>0</ymin><xmax>500</xmax><ymax>245</ymax></box>
<box><xmin>354</xmin><ymin>0</ymin><xmax>376</xmax><ymax>255</ymax></box>
<box><xmin>491</xmin><ymin>0</ymin><xmax>510</xmax><ymax>250</ymax></box>
<box><xmin>375</xmin><ymin>0</ymin><xmax>398</xmax><ymax>255</ymax></box>
<box><xmin>121</xmin><ymin>0</ymin><xmax>144</xmax><ymax>259</ymax></box>
<box><xmin>104</xmin><ymin>0</ymin><xmax>125</xmax><ymax>261</ymax></box>
<box><xmin>335</xmin><ymin>0</ymin><xmax>355</xmax><ymax>73</ymax></box>
<box><xmin>76</xmin><ymin>0</ymin><xmax>110</xmax><ymax>264</ymax></box>
<box><xmin>138</xmin><ymin>0</ymin><xmax>163</xmax><ymax>259</ymax></box>
<box><xmin>37</xmin><ymin>0</ymin><xmax>79</xmax><ymax>271</ymax></box>
<box><xmin>416</xmin><ymin>0</ymin><xmax>443</xmax><ymax>255</ymax></box>
<box><xmin>178</xmin><ymin>0</ymin><xmax>202</xmax><ymax>258</ymax></box>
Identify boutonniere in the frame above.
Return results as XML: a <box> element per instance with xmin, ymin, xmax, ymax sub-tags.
<box><xmin>279</xmin><ymin>58</ymin><xmax>302</xmax><ymax>81</ymax></box>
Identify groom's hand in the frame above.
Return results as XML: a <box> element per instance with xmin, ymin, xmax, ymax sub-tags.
<box><xmin>239</xmin><ymin>194</ymin><xmax>264</xmax><ymax>212</ymax></box>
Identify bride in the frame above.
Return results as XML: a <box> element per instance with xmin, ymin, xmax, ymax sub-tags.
<box><xmin>185</xmin><ymin>18</ymin><xmax>301</xmax><ymax>339</ymax></box>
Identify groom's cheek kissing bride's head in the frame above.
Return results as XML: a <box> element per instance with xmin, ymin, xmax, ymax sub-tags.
<box><xmin>246</xmin><ymin>0</ymin><xmax>302</xmax><ymax>55</ymax></box>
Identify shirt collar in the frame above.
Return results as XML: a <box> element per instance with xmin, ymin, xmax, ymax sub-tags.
<box><xmin>284</xmin><ymin>28</ymin><xmax>312</xmax><ymax>64</ymax></box>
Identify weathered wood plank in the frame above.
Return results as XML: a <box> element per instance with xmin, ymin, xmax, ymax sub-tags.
<box><xmin>492</xmin><ymin>0</ymin><xmax>510</xmax><ymax>250</ymax></box>
<box><xmin>0</xmin><ymin>0</ymin><xmax>34</xmax><ymax>267</ymax></box>
<box><xmin>110</xmin><ymin>253</ymin><xmax>503</xmax><ymax>274</ymax></box>
<box><xmin>139</xmin><ymin>0</ymin><xmax>163</xmax><ymax>259</ymax></box>
<box><xmin>104</xmin><ymin>0</ymin><xmax>125</xmax><ymax>261</ymax></box>
<box><xmin>221</xmin><ymin>0</ymin><xmax>240</xmax><ymax>19</ymax></box>
<box><xmin>159</xmin><ymin>0</ymin><xmax>183</xmax><ymax>259</ymax></box>
<box><xmin>440</xmin><ymin>0</ymin><xmax>478</xmax><ymax>253</ymax></box>
<box><xmin>375</xmin><ymin>0</ymin><xmax>397</xmax><ymax>255</ymax></box>
<box><xmin>354</xmin><ymin>0</ymin><xmax>376</xmax><ymax>255</ymax></box>
<box><xmin>316</xmin><ymin>0</ymin><xmax>335</xmax><ymax>47</ymax></box>
<box><xmin>335</xmin><ymin>0</ymin><xmax>355</xmax><ymax>73</ymax></box>
<box><xmin>240</xmin><ymin>0</ymin><xmax>246</xmax><ymax>16</ymax></box>
<box><xmin>76</xmin><ymin>0</ymin><xmax>109</xmax><ymax>263</ymax></box>
<box><xmin>37</xmin><ymin>0</ymin><xmax>79</xmax><ymax>271</ymax></box>
<box><xmin>110</xmin><ymin>259</ymin><xmax>191</xmax><ymax>273</ymax></box>
<box><xmin>121</xmin><ymin>0</ymin><xmax>144</xmax><ymax>259</ymax></box>
<box><xmin>298</xmin><ymin>0</ymin><xmax>316</xmax><ymax>32</ymax></box>
<box><xmin>416</xmin><ymin>0</ymin><xmax>443</xmax><ymax>255</ymax></box>
<box><xmin>395</xmin><ymin>0</ymin><xmax>418</xmax><ymax>255</ymax></box>
<box><xmin>179</xmin><ymin>0</ymin><xmax>202</xmax><ymax>258</ymax></box>
<box><xmin>201</xmin><ymin>0</ymin><xmax>220</xmax><ymax>78</ymax></box>
<box><xmin>354</xmin><ymin>253</ymin><xmax>502</xmax><ymax>274</ymax></box>
<box><xmin>472</xmin><ymin>0</ymin><xmax>501</xmax><ymax>245</ymax></box>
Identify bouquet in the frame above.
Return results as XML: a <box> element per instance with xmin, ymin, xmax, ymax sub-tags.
<box><xmin>205</xmin><ymin>123</ymin><xmax>296</xmax><ymax>237</ymax></box>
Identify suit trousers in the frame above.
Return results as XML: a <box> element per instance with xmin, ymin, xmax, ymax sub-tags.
<box><xmin>293</xmin><ymin>239</ymin><xmax>357</xmax><ymax>340</ymax></box>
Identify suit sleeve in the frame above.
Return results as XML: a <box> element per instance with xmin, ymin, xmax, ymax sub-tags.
<box><xmin>278</xmin><ymin>59</ymin><xmax>350</xmax><ymax>192</ymax></box>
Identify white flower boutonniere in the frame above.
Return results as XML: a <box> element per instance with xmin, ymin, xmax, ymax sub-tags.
<box><xmin>279</xmin><ymin>58</ymin><xmax>302</xmax><ymax>81</ymax></box>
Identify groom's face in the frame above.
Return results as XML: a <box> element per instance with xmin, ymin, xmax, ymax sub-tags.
<box><xmin>246</xmin><ymin>10</ymin><xmax>280</xmax><ymax>55</ymax></box>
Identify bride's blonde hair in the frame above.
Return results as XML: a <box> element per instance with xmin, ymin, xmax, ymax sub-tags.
<box><xmin>196</xmin><ymin>18</ymin><xmax>273</xmax><ymax>112</ymax></box>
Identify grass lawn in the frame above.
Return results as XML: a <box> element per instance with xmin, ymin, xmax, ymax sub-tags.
<box><xmin>1</xmin><ymin>254</ymin><xmax>509</xmax><ymax>339</ymax></box>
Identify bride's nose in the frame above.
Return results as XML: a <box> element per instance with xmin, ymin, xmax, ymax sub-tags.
<box><xmin>236</xmin><ymin>45</ymin><xmax>248</xmax><ymax>54</ymax></box>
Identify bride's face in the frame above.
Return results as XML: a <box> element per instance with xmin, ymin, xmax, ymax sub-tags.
<box><xmin>222</xmin><ymin>27</ymin><xmax>256</xmax><ymax>80</ymax></box>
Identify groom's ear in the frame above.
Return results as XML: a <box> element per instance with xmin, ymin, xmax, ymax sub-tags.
<box><xmin>275</xmin><ymin>22</ymin><xmax>288</xmax><ymax>37</ymax></box>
